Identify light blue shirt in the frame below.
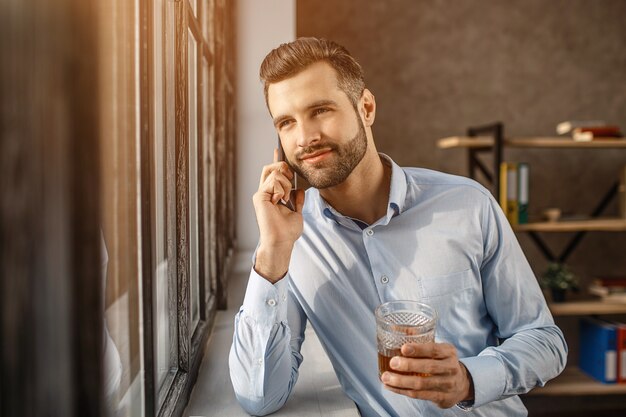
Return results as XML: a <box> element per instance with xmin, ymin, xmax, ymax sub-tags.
<box><xmin>230</xmin><ymin>155</ymin><xmax>567</xmax><ymax>417</ymax></box>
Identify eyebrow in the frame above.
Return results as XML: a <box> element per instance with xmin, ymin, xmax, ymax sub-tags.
<box><xmin>272</xmin><ymin>99</ymin><xmax>339</xmax><ymax>127</ymax></box>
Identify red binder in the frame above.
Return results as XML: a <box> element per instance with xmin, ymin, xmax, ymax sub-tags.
<box><xmin>617</xmin><ymin>323</ymin><xmax>626</xmax><ymax>383</ymax></box>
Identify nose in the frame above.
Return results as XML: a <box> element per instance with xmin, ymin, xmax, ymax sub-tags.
<box><xmin>295</xmin><ymin>120</ymin><xmax>321</xmax><ymax>149</ymax></box>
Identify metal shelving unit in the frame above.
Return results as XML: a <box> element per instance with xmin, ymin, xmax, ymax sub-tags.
<box><xmin>438</xmin><ymin>123</ymin><xmax>626</xmax><ymax>396</ymax></box>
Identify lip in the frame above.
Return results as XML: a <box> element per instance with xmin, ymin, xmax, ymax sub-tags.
<box><xmin>300</xmin><ymin>149</ymin><xmax>332</xmax><ymax>163</ymax></box>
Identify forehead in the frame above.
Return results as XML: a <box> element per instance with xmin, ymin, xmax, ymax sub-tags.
<box><xmin>267</xmin><ymin>61</ymin><xmax>350</xmax><ymax>115</ymax></box>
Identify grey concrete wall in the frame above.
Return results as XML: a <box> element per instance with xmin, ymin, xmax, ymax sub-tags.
<box><xmin>297</xmin><ymin>0</ymin><xmax>626</xmax><ymax>286</ymax></box>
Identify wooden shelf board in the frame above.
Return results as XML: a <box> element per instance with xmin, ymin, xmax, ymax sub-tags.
<box><xmin>513</xmin><ymin>218</ymin><xmax>626</xmax><ymax>232</ymax></box>
<box><xmin>509</xmin><ymin>137</ymin><xmax>626</xmax><ymax>148</ymax></box>
<box><xmin>529</xmin><ymin>366</ymin><xmax>626</xmax><ymax>396</ymax></box>
<box><xmin>548</xmin><ymin>300</ymin><xmax>626</xmax><ymax>316</ymax></box>
<box><xmin>437</xmin><ymin>136</ymin><xmax>494</xmax><ymax>149</ymax></box>
<box><xmin>437</xmin><ymin>136</ymin><xmax>626</xmax><ymax>149</ymax></box>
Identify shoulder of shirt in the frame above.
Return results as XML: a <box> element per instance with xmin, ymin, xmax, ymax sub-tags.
<box><xmin>401</xmin><ymin>166</ymin><xmax>493</xmax><ymax>199</ymax></box>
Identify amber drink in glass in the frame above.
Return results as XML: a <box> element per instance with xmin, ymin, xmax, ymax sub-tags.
<box><xmin>375</xmin><ymin>300</ymin><xmax>437</xmax><ymax>378</ymax></box>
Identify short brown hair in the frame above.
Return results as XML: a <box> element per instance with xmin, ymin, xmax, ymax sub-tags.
<box><xmin>260</xmin><ymin>37</ymin><xmax>365</xmax><ymax>110</ymax></box>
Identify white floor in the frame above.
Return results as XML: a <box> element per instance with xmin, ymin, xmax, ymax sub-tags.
<box><xmin>183</xmin><ymin>253</ymin><xmax>360</xmax><ymax>417</ymax></box>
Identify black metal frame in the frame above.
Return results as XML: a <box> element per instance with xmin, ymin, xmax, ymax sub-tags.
<box><xmin>465</xmin><ymin>122</ymin><xmax>619</xmax><ymax>263</ymax></box>
<box><xmin>467</xmin><ymin>122</ymin><xmax>504</xmax><ymax>201</ymax></box>
<box><xmin>541</xmin><ymin>182</ymin><xmax>618</xmax><ymax>263</ymax></box>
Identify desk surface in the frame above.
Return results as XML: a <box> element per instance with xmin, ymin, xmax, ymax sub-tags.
<box><xmin>184</xmin><ymin>264</ymin><xmax>360</xmax><ymax>417</ymax></box>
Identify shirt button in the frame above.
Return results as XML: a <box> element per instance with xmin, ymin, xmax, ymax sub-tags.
<box><xmin>381</xmin><ymin>275</ymin><xmax>389</xmax><ymax>284</ymax></box>
<box><xmin>257</xmin><ymin>358</ymin><xmax>263</xmax><ymax>365</ymax></box>
<box><xmin>267</xmin><ymin>299</ymin><xmax>277</xmax><ymax>307</ymax></box>
<box><xmin>366</xmin><ymin>229</ymin><xmax>374</xmax><ymax>236</ymax></box>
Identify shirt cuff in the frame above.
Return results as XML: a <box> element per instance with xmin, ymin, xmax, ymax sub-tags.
<box><xmin>242</xmin><ymin>268</ymin><xmax>289</xmax><ymax>324</ymax></box>
<box><xmin>459</xmin><ymin>354</ymin><xmax>506</xmax><ymax>408</ymax></box>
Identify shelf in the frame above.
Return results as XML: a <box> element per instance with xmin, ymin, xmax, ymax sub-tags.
<box><xmin>513</xmin><ymin>218</ymin><xmax>626</xmax><ymax>232</ymax></box>
<box><xmin>529</xmin><ymin>366</ymin><xmax>626</xmax><ymax>396</ymax></box>
<box><xmin>443</xmin><ymin>124</ymin><xmax>626</xmax><ymax>402</ymax></box>
<box><xmin>437</xmin><ymin>136</ymin><xmax>626</xmax><ymax>149</ymax></box>
<box><xmin>548</xmin><ymin>300</ymin><xmax>626</xmax><ymax>316</ymax></box>
<box><xmin>437</xmin><ymin>136</ymin><xmax>494</xmax><ymax>149</ymax></box>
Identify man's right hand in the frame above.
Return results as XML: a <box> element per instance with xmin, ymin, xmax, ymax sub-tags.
<box><xmin>252</xmin><ymin>149</ymin><xmax>305</xmax><ymax>283</ymax></box>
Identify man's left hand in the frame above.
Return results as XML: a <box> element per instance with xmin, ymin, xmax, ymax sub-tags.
<box><xmin>380</xmin><ymin>342</ymin><xmax>474</xmax><ymax>409</ymax></box>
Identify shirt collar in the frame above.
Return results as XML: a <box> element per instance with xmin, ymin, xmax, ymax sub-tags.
<box><xmin>313</xmin><ymin>153</ymin><xmax>408</xmax><ymax>228</ymax></box>
<box><xmin>382</xmin><ymin>153</ymin><xmax>407</xmax><ymax>219</ymax></box>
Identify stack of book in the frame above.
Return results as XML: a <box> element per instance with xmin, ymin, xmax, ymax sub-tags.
<box><xmin>557</xmin><ymin>120</ymin><xmax>624</xmax><ymax>142</ymax></box>
<box><xmin>588</xmin><ymin>277</ymin><xmax>626</xmax><ymax>303</ymax></box>
<box><xmin>499</xmin><ymin>162</ymin><xmax>529</xmax><ymax>225</ymax></box>
<box><xmin>579</xmin><ymin>318</ymin><xmax>626</xmax><ymax>384</ymax></box>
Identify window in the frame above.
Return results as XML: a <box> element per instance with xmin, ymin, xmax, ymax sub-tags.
<box><xmin>188</xmin><ymin>24</ymin><xmax>201</xmax><ymax>337</ymax></box>
<box><xmin>101</xmin><ymin>0</ymin><xmax>235</xmax><ymax>416</ymax></box>
<box><xmin>152</xmin><ymin>0</ymin><xmax>178</xmax><ymax>410</ymax></box>
<box><xmin>3</xmin><ymin>0</ymin><xmax>234</xmax><ymax>416</ymax></box>
<box><xmin>99</xmin><ymin>0</ymin><xmax>145</xmax><ymax>415</ymax></box>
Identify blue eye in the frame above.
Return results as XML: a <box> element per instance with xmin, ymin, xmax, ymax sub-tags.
<box><xmin>278</xmin><ymin>119</ymin><xmax>293</xmax><ymax>129</ymax></box>
<box><xmin>313</xmin><ymin>107</ymin><xmax>329</xmax><ymax>116</ymax></box>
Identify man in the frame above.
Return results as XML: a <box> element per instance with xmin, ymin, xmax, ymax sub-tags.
<box><xmin>229</xmin><ymin>37</ymin><xmax>567</xmax><ymax>417</ymax></box>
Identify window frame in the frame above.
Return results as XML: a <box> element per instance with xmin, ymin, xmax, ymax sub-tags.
<box><xmin>139</xmin><ymin>0</ymin><xmax>224</xmax><ymax>415</ymax></box>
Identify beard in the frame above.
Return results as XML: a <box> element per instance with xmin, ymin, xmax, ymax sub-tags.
<box><xmin>288</xmin><ymin>118</ymin><xmax>368</xmax><ymax>189</ymax></box>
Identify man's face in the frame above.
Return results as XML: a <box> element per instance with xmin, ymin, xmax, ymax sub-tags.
<box><xmin>267</xmin><ymin>62</ymin><xmax>367</xmax><ymax>189</ymax></box>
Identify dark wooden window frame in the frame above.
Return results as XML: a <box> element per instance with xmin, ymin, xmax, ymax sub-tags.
<box><xmin>139</xmin><ymin>0</ymin><xmax>218</xmax><ymax>416</ymax></box>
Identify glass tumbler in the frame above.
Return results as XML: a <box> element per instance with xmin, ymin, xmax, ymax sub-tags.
<box><xmin>375</xmin><ymin>300</ymin><xmax>437</xmax><ymax>377</ymax></box>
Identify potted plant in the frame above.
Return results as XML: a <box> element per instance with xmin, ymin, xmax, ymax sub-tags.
<box><xmin>540</xmin><ymin>262</ymin><xmax>579</xmax><ymax>302</ymax></box>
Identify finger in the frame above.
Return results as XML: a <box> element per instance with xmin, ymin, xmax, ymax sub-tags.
<box><xmin>402</xmin><ymin>342</ymin><xmax>456</xmax><ymax>359</ymax></box>
<box><xmin>270</xmin><ymin>178</ymin><xmax>291</xmax><ymax>205</ymax></box>
<box><xmin>382</xmin><ymin>371</ymin><xmax>454</xmax><ymax>392</ymax></box>
<box><xmin>382</xmin><ymin>385</ymin><xmax>454</xmax><ymax>409</ymax></box>
<box><xmin>261</xmin><ymin>171</ymin><xmax>293</xmax><ymax>204</ymax></box>
<box><xmin>273</xmin><ymin>147</ymin><xmax>279</xmax><ymax>163</ymax></box>
<box><xmin>270</xmin><ymin>171</ymin><xmax>294</xmax><ymax>197</ymax></box>
<box><xmin>259</xmin><ymin>173</ymin><xmax>285</xmax><ymax>205</ymax></box>
<box><xmin>260</xmin><ymin>162</ymin><xmax>294</xmax><ymax>188</ymax></box>
<box><xmin>389</xmin><ymin>356</ymin><xmax>443</xmax><ymax>376</ymax></box>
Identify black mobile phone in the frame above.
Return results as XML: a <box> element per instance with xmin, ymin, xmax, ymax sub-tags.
<box><xmin>277</xmin><ymin>136</ymin><xmax>297</xmax><ymax>211</ymax></box>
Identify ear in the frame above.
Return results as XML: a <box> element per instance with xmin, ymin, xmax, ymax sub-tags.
<box><xmin>359</xmin><ymin>88</ymin><xmax>376</xmax><ymax>127</ymax></box>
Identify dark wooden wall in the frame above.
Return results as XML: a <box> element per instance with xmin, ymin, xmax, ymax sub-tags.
<box><xmin>0</xmin><ymin>0</ymin><xmax>102</xmax><ymax>416</ymax></box>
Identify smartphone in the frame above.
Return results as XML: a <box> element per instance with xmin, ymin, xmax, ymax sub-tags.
<box><xmin>277</xmin><ymin>136</ymin><xmax>297</xmax><ymax>211</ymax></box>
